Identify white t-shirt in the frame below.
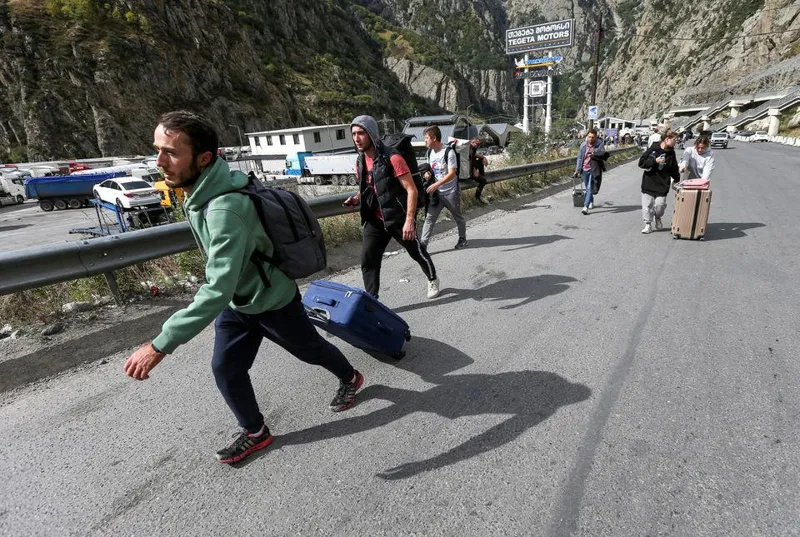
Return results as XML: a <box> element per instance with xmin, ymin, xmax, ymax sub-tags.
<box><xmin>428</xmin><ymin>145</ymin><xmax>459</xmax><ymax>194</ymax></box>
<box><xmin>679</xmin><ymin>147</ymin><xmax>715</xmax><ymax>180</ymax></box>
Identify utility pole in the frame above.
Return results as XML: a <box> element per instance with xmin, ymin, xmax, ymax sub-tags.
<box><xmin>588</xmin><ymin>13</ymin><xmax>602</xmax><ymax>131</ymax></box>
<box><xmin>522</xmin><ymin>53</ymin><xmax>530</xmax><ymax>134</ymax></box>
<box><xmin>229</xmin><ymin>124</ymin><xmax>249</xmax><ymax>172</ymax></box>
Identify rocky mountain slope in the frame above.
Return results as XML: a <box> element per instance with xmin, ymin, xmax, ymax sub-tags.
<box><xmin>1</xmin><ymin>0</ymin><xmax>798</xmax><ymax>161</ymax></box>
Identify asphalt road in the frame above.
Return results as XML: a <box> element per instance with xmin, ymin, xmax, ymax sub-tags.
<box><xmin>1</xmin><ymin>141</ymin><xmax>798</xmax><ymax>536</ymax></box>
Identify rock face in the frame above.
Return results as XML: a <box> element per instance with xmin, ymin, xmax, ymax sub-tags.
<box><xmin>1</xmin><ymin>0</ymin><xmax>798</xmax><ymax>161</ymax></box>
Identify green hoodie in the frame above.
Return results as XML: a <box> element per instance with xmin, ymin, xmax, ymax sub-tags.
<box><xmin>152</xmin><ymin>158</ymin><xmax>297</xmax><ymax>354</ymax></box>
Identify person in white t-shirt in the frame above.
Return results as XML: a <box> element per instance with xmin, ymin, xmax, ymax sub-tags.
<box><xmin>647</xmin><ymin>126</ymin><xmax>662</xmax><ymax>147</ymax></box>
<box><xmin>420</xmin><ymin>126</ymin><xmax>468</xmax><ymax>250</ymax></box>
<box><xmin>679</xmin><ymin>135</ymin><xmax>715</xmax><ymax>180</ymax></box>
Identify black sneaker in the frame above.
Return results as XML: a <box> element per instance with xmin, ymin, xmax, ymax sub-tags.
<box><xmin>215</xmin><ymin>427</ymin><xmax>274</xmax><ymax>464</ymax></box>
<box><xmin>454</xmin><ymin>238</ymin><xmax>468</xmax><ymax>249</ymax></box>
<box><xmin>330</xmin><ymin>370</ymin><xmax>364</xmax><ymax>412</ymax></box>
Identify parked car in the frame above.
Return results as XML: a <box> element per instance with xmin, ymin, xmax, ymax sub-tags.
<box><xmin>735</xmin><ymin>130</ymin><xmax>755</xmax><ymax>138</ymax></box>
<box><xmin>750</xmin><ymin>131</ymin><xmax>769</xmax><ymax>142</ymax></box>
<box><xmin>710</xmin><ymin>132</ymin><xmax>729</xmax><ymax>149</ymax></box>
<box><xmin>93</xmin><ymin>178</ymin><xmax>161</xmax><ymax>211</ymax></box>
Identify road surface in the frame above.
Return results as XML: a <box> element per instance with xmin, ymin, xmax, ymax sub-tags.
<box><xmin>1</xmin><ymin>140</ymin><xmax>798</xmax><ymax>536</ymax></box>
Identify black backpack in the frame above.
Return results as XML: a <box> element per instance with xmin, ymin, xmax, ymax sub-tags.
<box><xmin>203</xmin><ymin>177</ymin><xmax>326</xmax><ymax>286</ymax></box>
<box><xmin>427</xmin><ymin>140</ymin><xmax>461</xmax><ymax>179</ymax></box>
<box><xmin>381</xmin><ymin>133</ymin><xmax>425</xmax><ymax>211</ymax></box>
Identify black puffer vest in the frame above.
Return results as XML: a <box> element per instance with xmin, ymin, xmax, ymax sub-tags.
<box><xmin>356</xmin><ymin>142</ymin><xmax>409</xmax><ymax>231</ymax></box>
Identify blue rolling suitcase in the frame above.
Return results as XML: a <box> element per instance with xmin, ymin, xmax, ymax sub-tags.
<box><xmin>302</xmin><ymin>280</ymin><xmax>411</xmax><ymax>358</ymax></box>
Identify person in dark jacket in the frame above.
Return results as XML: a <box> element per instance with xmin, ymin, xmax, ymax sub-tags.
<box><xmin>469</xmin><ymin>137</ymin><xmax>489</xmax><ymax>204</ymax></box>
<box><xmin>572</xmin><ymin>129</ymin><xmax>605</xmax><ymax>214</ymax></box>
<box><xmin>638</xmin><ymin>129</ymin><xmax>681</xmax><ymax>234</ymax></box>
<box><xmin>343</xmin><ymin>115</ymin><xmax>439</xmax><ymax>299</ymax></box>
<box><xmin>589</xmin><ymin>148</ymin><xmax>610</xmax><ymax>198</ymax></box>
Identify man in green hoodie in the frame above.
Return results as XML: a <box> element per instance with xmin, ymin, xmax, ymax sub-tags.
<box><xmin>124</xmin><ymin>111</ymin><xmax>364</xmax><ymax>464</ymax></box>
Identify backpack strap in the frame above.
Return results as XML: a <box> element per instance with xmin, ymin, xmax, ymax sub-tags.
<box><xmin>201</xmin><ymin>187</ymin><xmax>273</xmax><ymax>289</ymax></box>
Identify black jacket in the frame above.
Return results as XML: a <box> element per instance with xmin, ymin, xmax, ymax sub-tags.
<box><xmin>356</xmin><ymin>141</ymin><xmax>409</xmax><ymax>231</ymax></box>
<box><xmin>639</xmin><ymin>143</ymin><xmax>680</xmax><ymax>197</ymax></box>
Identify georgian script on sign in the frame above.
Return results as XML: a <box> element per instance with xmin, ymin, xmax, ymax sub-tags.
<box><xmin>505</xmin><ymin>19</ymin><xmax>574</xmax><ymax>54</ymax></box>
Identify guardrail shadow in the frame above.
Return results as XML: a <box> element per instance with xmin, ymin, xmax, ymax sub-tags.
<box><xmin>703</xmin><ymin>222</ymin><xmax>766</xmax><ymax>241</ymax></box>
<box><xmin>431</xmin><ymin>234</ymin><xmax>571</xmax><ymax>254</ymax></box>
<box><xmin>0</xmin><ymin>224</ymin><xmax>32</xmax><ymax>232</ymax></box>
<box><xmin>393</xmin><ymin>274</ymin><xmax>578</xmax><ymax>314</ymax></box>
<box><xmin>263</xmin><ymin>337</ymin><xmax>591</xmax><ymax>480</ymax></box>
<box><xmin>0</xmin><ymin>300</ymin><xmax>186</xmax><ymax>393</ymax></box>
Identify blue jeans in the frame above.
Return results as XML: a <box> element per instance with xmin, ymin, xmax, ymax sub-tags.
<box><xmin>211</xmin><ymin>290</ymin><xmax>355</xmax><ymax>432</ymax></box>
<box><xmin>582</xmin><ymin>171</ymin><xmax>594</xmax><ymax>208</ymax></box>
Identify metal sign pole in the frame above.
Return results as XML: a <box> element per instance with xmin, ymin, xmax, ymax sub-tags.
<box><xmin>545</xmin><ymin>52</ymin><xmax>553</xmax><ymax>137</ymax></box>
<box><xmin>522</xmin><ymin>54</ymin><xmax>530</xmax><ymax>134</ymax></box>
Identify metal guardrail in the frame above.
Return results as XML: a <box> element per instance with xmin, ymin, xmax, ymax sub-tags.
<box><xmin>0</xmin><ymin>147</ymin><xmax>638</xmax><ymax>297</ymax></box>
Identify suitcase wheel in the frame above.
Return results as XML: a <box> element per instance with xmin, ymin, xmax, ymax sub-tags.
<box><xmin>404</xmin><ymin>329</ymin><xmax>411</xmax><ymax>342</ymax></box>
<box><xmin>393</xmin><ymin>350</ymin><xmax>406</xmax><ymax>360</ymax></box>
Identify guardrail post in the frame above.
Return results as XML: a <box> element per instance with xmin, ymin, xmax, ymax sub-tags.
<box><xmin>103</xmin><ymin>271</ymin><xmax>123</xmax><ymax>305</ymax></box>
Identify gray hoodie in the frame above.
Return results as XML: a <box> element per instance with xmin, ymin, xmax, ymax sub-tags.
<box><xmin>350</xmin><ymin>115</ymin><xmax>381</xmax><ymax>150</ymax></box>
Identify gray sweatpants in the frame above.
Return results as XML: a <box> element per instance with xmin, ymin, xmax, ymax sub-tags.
<box><xmin>421</xmin><ymin>187</ymin><xmax>466</xmax><ymax>245</ymax></box>
<box><xmin>642</xmin><ymin>193</ymin><xmax>667</xmax><ymax>223</ymax></box>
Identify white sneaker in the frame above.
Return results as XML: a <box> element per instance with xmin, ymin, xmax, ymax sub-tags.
<box><xmin>655</xmin><ymin>217</ymin><xmax>663</xmax><ymax>230</ymax></box>
<box><xmin>641</xmin><ymin>223</ymin><xmax>652</xmax><ymax>234</ymax></box>
<box><xmin>427</xmin><ymin>278</ymin><xmax>440</xmax><ymax>299</ymax></box>
<box><xmin>588</xmin><ymin>202</ymin><xmax>594</xmax><ymax>209</ymax></box>
<box><xmin>581</xmin><ymin>207</ymin><xmax>589</xmax><ymax>215</ymax></box>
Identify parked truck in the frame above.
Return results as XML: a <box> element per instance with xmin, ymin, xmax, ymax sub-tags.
<box><xmin>0</xmin><ymin>170</ymin><xmax>29</xmax><ymax>206</ymax></box>
<box><xmin>286</xmin><ymin>152</ymin><xmax>359</xmax><ymax>185</ymax></box>
<box><xmin>285</xmin><ymin>137</ymin><xmax>470</xmax><ymax>186</ymax></box>
<box><xmin>24</xmin><ymin>171</ymin><xmax>128</xmax><ymax>211</ymax></box>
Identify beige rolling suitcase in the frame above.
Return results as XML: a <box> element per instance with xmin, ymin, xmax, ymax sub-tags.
<box><xmin>671</xmin><ymin>188</ymin><xmax>711</xmax><ymax>240</ymax></box>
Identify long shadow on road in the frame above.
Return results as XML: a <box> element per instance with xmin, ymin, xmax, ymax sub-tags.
<box><xmin>587</xmin><ymin>203</ymin><xmax>641</xmax><ymax>214</ymax></box>
<box><xmin>393</xmin><ymin>274</ymin><xmax>578</xmax><ymax>314</ymax></box>
<box><xmin>430</xmin><ymin>234</ymin><xmax>571</xmax><ymax>255</ymax></box>
<box><xmin>267</xmin><ymin>337</ymin><xmax>591</xmax><ymax>480</ymax></box>
<box><xmin>703</xmin><ymin>222</ymin><xmax>765</xmax><ymax>241</ymax></box>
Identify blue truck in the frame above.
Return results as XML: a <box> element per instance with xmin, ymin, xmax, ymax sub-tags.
<box><xmin>25</xmin><ymin>171</ymin><xmax>128</xmax><ymax>212</ymax></box>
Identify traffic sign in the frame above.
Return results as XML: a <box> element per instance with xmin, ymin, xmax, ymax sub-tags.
<box><xmin>588</xmin><ymin>106</ymin><xmax>599</xmax><ymax>120</ymax></box>
<box><xmin>529</xmin><ymin>81</ymin><xmax>546</xmax><ymax>97</ymax></box>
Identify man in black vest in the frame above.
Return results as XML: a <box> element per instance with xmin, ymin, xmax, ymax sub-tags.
<box><xmin>344</xmin><ymin>115</ymin><xmax>439</xmax><ymax>300</ymax></box>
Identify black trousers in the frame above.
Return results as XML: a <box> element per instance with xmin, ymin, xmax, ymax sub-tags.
<box><xmin>361</xmin><ymin>218</ymin><xmax>436</xmax><ymax>299</ymax></box>
<box><xmin>474</xmin><ymin>173</ymin><xmax>487</xmax><ymax>199</ymax></box>
<box><xmin>212</xmin><ymin>291</ymin><xmax>355</xmax><ymax>433</ymax></box>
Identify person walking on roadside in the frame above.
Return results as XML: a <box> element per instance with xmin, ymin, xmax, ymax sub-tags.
<box><xmin>420</xmin><ymin>126</ymin><xmax>468</xmax><ymax>249</ymax></box>
<box><xmin>572</xmin><ymin>128</ymin><xmax>605</xmax><ymax>215</ymax></box>
<box><xmin>469</xmin><ymin>137</ymin><xmax>489</xmax><ymax>205</ymax></box>
<box><xmin>647</xmin><ymin>126</ymin><xmax>662</xmax><ymax>147</ymax></box>
<box><xmin>638</xmin><ymin>129</ymin><xmax>681</xmax><ymax>234</ymax></box>
<box><xmin>124</xmin><ymin>111</ymin><xmax>364</xmax><ymax>465</ymax></box>
<box><xmin>343</xmin><ymin>115</ymin><xmax>440</xmax><ymax>300</ymax></box>
<box><xmin>679</xmin><ymin>135</ymin><xmax>715</xmax><ymax>180</ymax></box>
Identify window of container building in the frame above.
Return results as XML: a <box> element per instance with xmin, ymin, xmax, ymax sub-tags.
<box><xmin>293</xmin><ymin>134</ymin><xmax>300</xmax><ymax>145</ymax></box>
<box><xmin>313</xmin><ymin>132</ymin><xmax>321</xmax><ymax>143</ymax></box>
<box><xmin>265</xmin><ymin>136</ymin><xmax>272</xmax><ymax>146</ymax></box>
<box><xmin>336</xmin><ymin>129</ymin><xmax>345</xmax><ymax>140</ymax></box>
<box><xmin>279</xmin><ymin>135</ymin><xmax>286</xmax><ymax>145</ymax></box>
<box><xmin>254</xmin><ymin>137</ymin><xmax>261</xmax><ymax>147</ymax></box>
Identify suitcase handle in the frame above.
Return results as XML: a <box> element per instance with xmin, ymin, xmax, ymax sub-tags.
<box><xmin>306</xmin><ymin>307</ymin><xmax>331</xmax><ymax>324</ymax></box>
<box><xmin>376</xmin><ymin>321</ymin><xmax>392</xmax><ymax>333</ymax></box>
<box><xmin>314</xmin><ymin>297</ymin><xmax>338</xmax><ymax>307</ymax></box>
